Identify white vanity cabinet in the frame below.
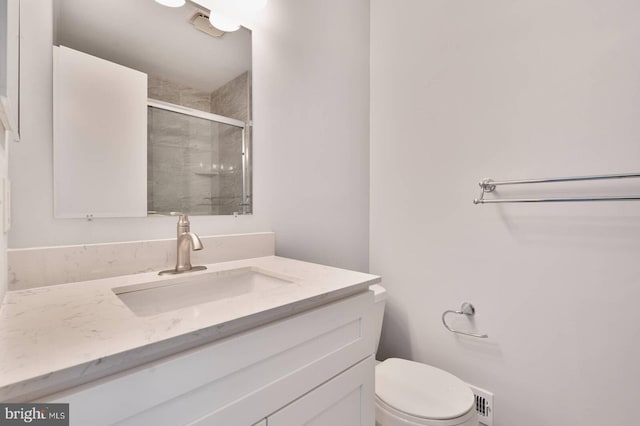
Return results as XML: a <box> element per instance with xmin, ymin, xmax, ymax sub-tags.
<box><xmin>205</xmin><ymin>357</ymin><xmax>373</xmax><ymax>426</ymax></box>
<box><xmin>42</xmin><ymin>291</ymin><xmax>375</xmax><ymax>426</ymax></box>
<box><xmin>267</xmin><ymin>356</ymin><xmax>374</xmax><ymax>426</ymax></box>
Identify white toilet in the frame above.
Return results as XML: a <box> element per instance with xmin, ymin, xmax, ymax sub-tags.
<box><xmin>371</xmin><ymin>284</ymin><xmax>478</xmax><ymax>426</ymax></box>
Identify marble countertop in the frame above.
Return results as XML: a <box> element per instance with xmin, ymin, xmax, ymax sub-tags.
<box><xmin>0</xmin><ymin>256</ymin><xmax>380</xmax><ymax>402</ymax></box>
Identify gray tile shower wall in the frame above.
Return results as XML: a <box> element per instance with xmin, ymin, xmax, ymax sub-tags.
<box><xmin>148</xmin><ymin>76</ymin><xmax>213</xmax><ymax>113</ymax></box>
<box><xmin>147</xmin><ymin>74</ymin><xmax>250</xmax><ymax>215</ymax></box>
<box><xmin>211</xmin><ymin>72</ymin><xmax>251</xmax><ymax>215</ymax></box>
<box><xmin>147</xmin><ymin>76</ymin><xmax>215</xmax><ymax>214</ymax></box>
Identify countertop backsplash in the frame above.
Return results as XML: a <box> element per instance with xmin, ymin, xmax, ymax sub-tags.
<box><xmin>8</xmin><ymin>232</ymin><xmax>275</xmax><ymax>290</ymax></box>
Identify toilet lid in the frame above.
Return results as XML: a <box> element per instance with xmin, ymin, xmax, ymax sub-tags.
<box><xmin>375</xmin><ymin>358</ymin><xmax>475</xmax><ymax>420</ymax></box>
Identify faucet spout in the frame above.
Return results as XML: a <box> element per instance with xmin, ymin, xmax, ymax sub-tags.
<box><xmin>182</xmin><ymin>231</ymin><xmax>203</xmax><ymax>251</ymax></box>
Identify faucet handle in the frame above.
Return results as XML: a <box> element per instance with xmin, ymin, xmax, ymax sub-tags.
<box><xmin>170</xmin><ymin>212</ymin><xmax>191</xmax><ymax>236</ymax></box>
<box><xmin>169</xmin><ymin>211</ymin><xmax>189</xmax><ymax>223</ymax></box>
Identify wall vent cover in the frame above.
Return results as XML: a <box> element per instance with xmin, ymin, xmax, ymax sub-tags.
<box><xmin>467</xmin><ymin>384</ymin><xmax>493</xmax><ymax>426</ymax></box>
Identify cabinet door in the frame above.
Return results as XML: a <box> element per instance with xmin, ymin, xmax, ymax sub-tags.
<box><xmin>267</xmin><ymin>356</ymin><xmax>374</xmax><ymax>426</ymax></box>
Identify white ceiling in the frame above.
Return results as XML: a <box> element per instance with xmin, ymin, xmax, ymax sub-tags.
<box><xmin>53</xmin><ymin>0</ymin><xmax>252</xmax><ymax>93</ymax></box>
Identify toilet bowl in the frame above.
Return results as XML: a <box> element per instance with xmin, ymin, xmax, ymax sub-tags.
<box><xmin>370</xmin><ymin>284</ymin><xmax>477</xmax><ymax>426</ymax></box>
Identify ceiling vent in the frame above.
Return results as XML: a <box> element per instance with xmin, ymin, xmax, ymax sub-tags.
<box><xmin>190</xmin><ymin>11</ymin><xmax>225</xmax><ymax>37</ymax></box>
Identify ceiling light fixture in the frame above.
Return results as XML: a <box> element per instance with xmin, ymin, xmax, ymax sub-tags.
<box><xmin>154</xmin><ymin>0</ymin><xmax>268</xmax><ymax>32</ymax></box>
<box><xmin>197</xmin><ymin>0</ymin><xmax>268</xmax><ymax>32</ymax></box>
<box><xmin>154</xmin><ymin>0</ymin><xmax>186</xmax><ymax>7</ymax></box>
<box><xmin>208</xmin><ymin>14</ymin><xmax>241</xmax><ymax>32</ymax></box>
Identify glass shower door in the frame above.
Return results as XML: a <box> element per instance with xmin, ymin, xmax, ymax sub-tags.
<box><xmin>147</xmin><ymin>103</ymin><xmax>248</xmax><ymax>215</ymax></box>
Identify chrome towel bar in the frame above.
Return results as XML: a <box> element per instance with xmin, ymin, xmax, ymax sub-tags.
<box><xmin>474</xmin><ymin>172</ymin><xmax>640</xmax><ymax>204</ymax></box>
<box><xmin>442</xmin><ymin>303</ymin><xmax>488</xmax><ymax>338</ymax></box>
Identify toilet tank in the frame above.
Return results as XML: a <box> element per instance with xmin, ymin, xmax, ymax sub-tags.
<box><xmin>369</xmin><ymin>284</ymin><xmax>387</xmax><ymax>354</ymax></box>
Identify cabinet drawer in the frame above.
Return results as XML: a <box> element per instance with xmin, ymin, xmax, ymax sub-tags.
<box><xmin>44</xmin><ymin>291</ymin><xmax>375</xmax><ymax>426</ymax></box>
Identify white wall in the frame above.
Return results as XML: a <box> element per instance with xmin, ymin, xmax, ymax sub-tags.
<box><xmin>253</xmin><ymin>0</ymin><xmax>370</xmax><ymax>272</ymax></box>
<box><xmin>11</xmin><ymin>0</ymin><xmax>370</xmax><ymax>272</ymax></box>
<box><xmin>0</xmin><ymin>128</ymin><xmax>7</xmax><ymax>303</ymax></box>
<box><xmin>370</xmin><ymin>1</ymin><xmax>640</xmax><ymax>425</ymax></box>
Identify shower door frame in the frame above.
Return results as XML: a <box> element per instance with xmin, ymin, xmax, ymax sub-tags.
<box><xmin>147</xmin><ymin>98</ymin><xmax>250</xmax><ymax>215</ymax></box>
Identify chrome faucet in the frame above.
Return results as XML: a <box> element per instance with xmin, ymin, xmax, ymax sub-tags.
<box><xmin>159</xmin><ymin>213</ymin><xmax>207</xmax><ymax>275</ymax></box>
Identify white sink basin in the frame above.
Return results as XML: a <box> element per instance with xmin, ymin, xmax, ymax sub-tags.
<box><xmin>113</xmin><ymin>267</ymin><xmax>295</xmax><ymax>317</ymax></box>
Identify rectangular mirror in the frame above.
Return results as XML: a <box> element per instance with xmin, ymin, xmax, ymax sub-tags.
<box><xmin>52</xmin><ymin>0</ymin><xmax>252</xmax><ymax>217</ymax></box>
